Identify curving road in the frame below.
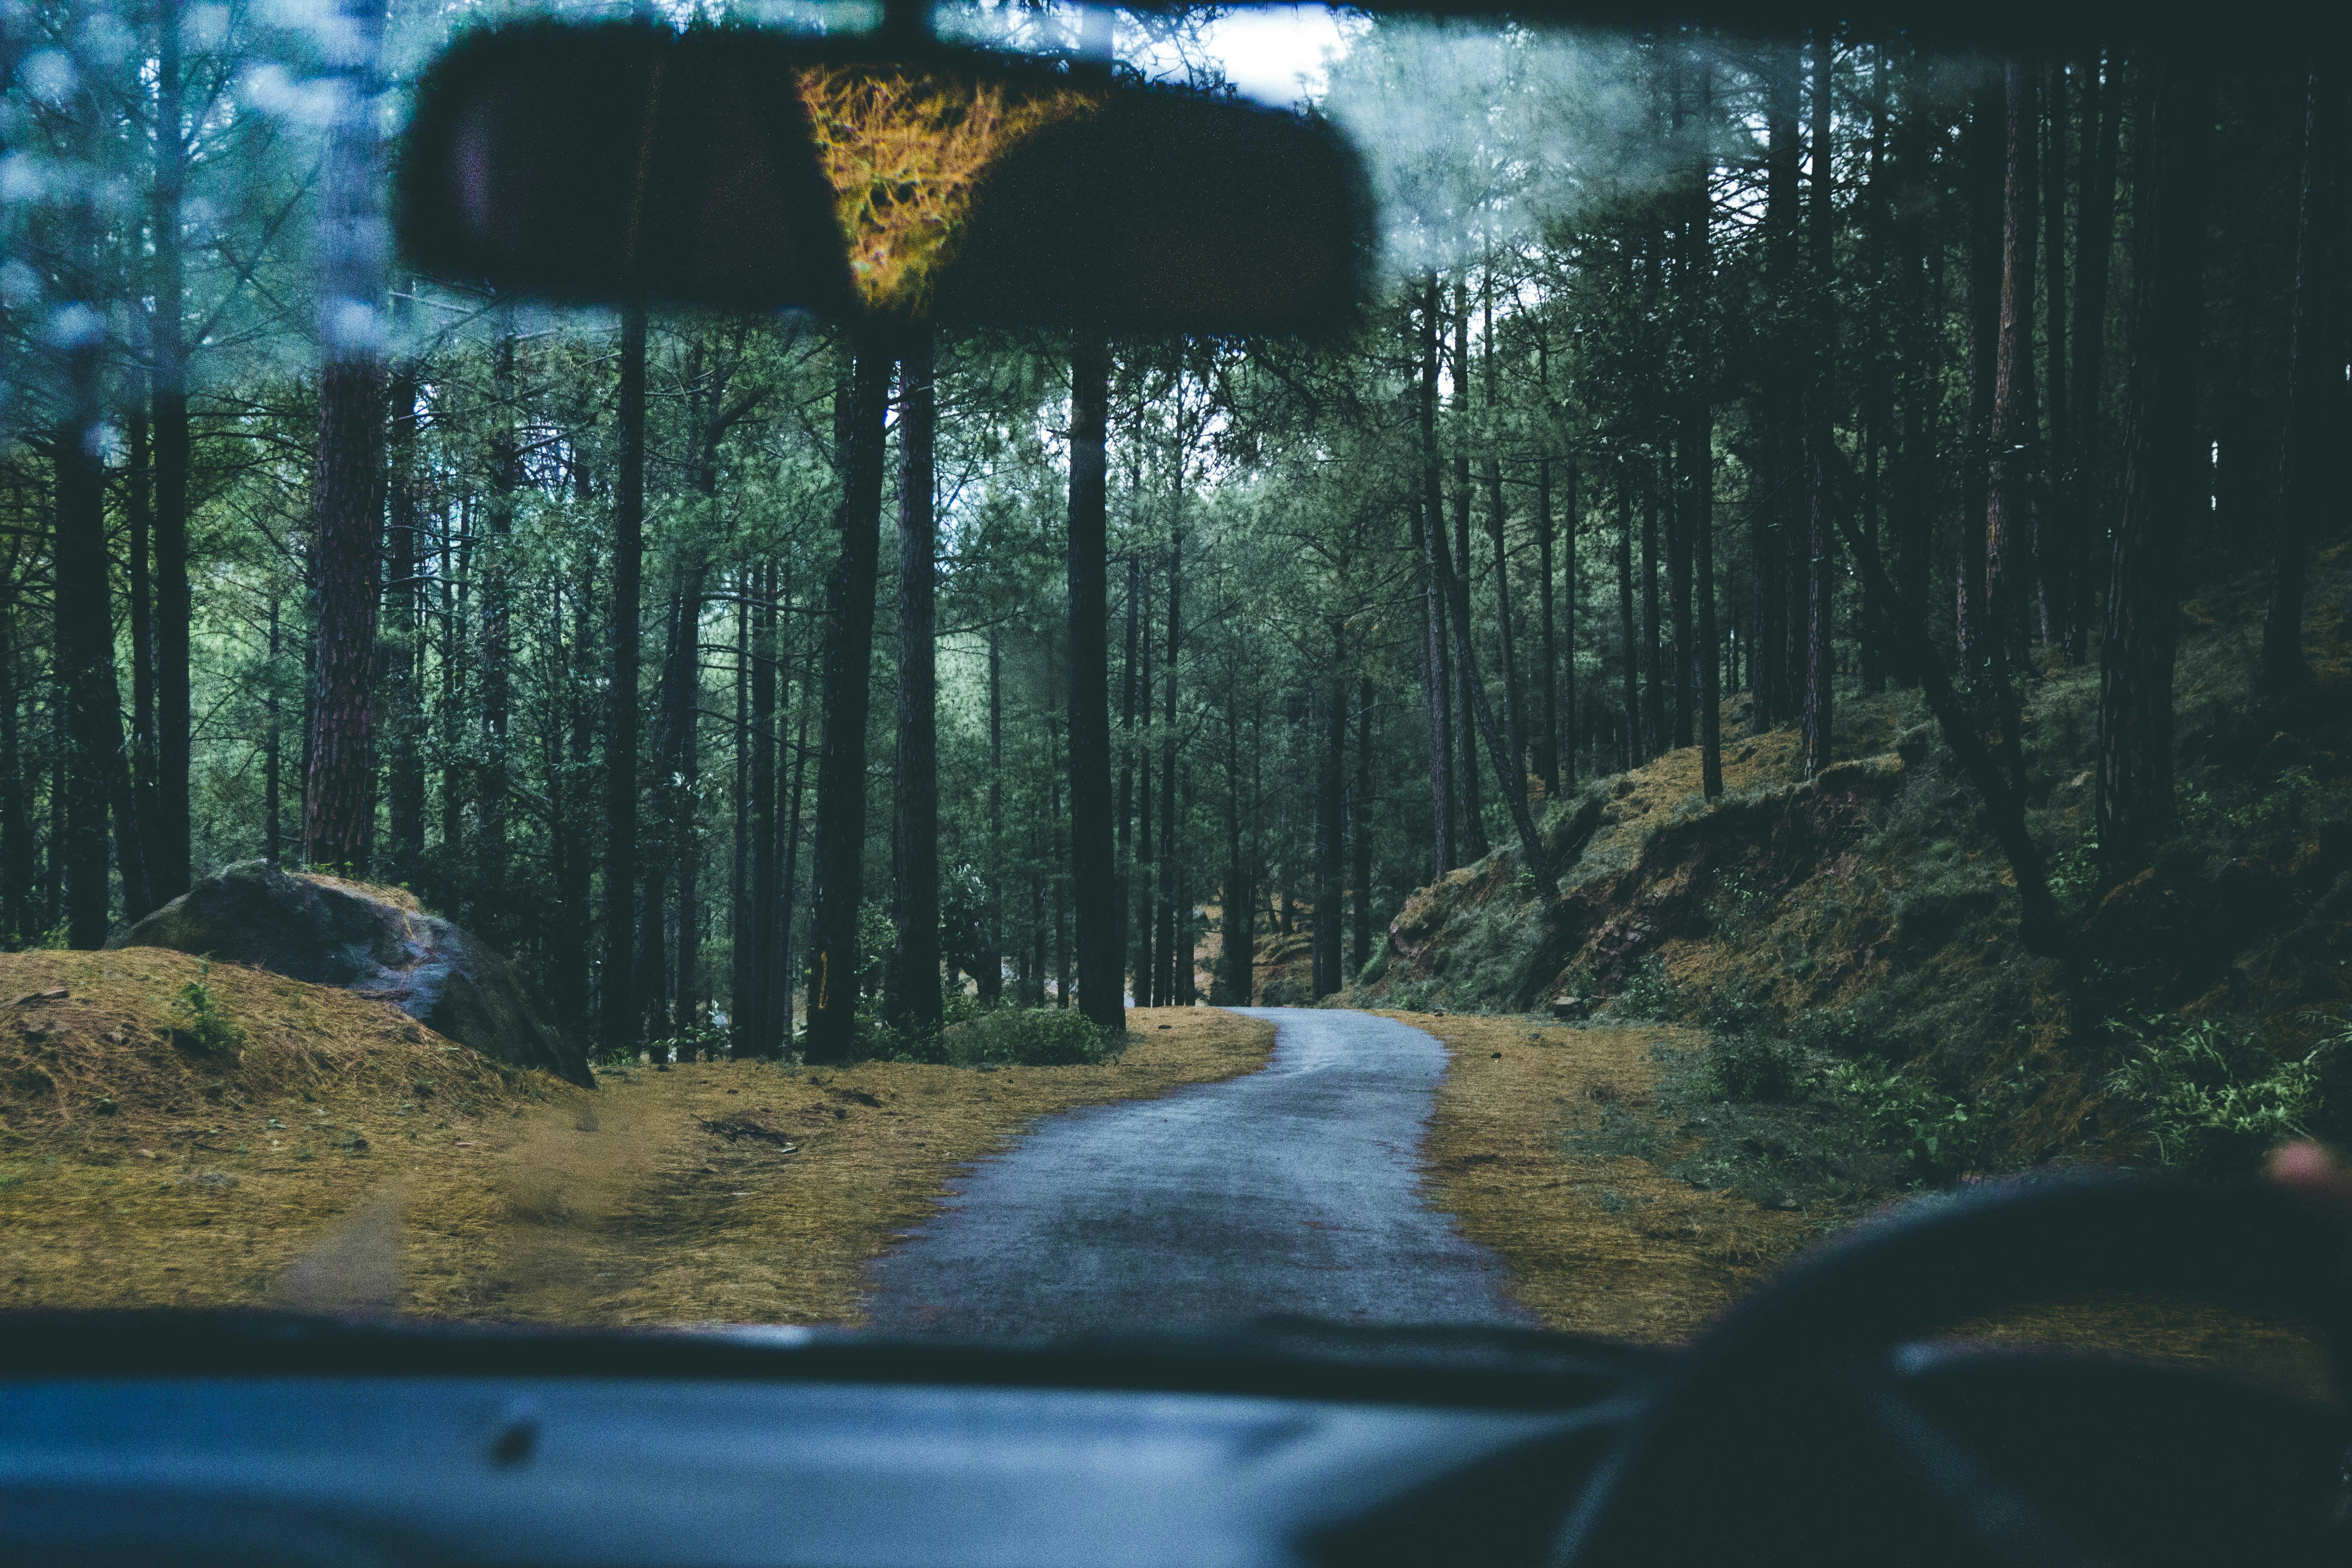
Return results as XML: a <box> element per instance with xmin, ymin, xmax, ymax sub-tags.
<box><xmin>860</xmin><ymin>1008</ymin><xmax>1532</xmax><ymax>1337</ymax></box>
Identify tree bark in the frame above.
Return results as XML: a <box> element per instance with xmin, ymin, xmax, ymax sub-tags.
<box><xmin>1314</xmin><ymin>674</ymin><xmax>1344</xmax><ymax>1000</ymax></box>
<box><xmin>384</xmin><ymin>341</ymin><xmax>426</xmax><ymax>886</ymax></box>
<box><xmin>1983</xmin><ymin>58</ymin><xmax>2040</xmax><ymax>799</ymax></box>
<box><xmin>2068</xmin><ymin>50</ymin><xmax>2123</xmax><ymax>661</ymax></box>
<box><xmin>888</xmin><ymin>329</ymin><xmax>942</xmax><ymax>1032</ymax></box>
<box><xmin>1535</xmin><ymin>336</ymin><xmax>1561</xmax><ymax>796</ymax></box>
<box><xmin>2259</xmin><ymin>70</ymin><xmax>2338</xmax><ymax>695</ymax></box>
<box><xmin>2039</xmin><ymin>57</ymin><xmax>2071</xmax><ymax>649</ymax></box>
<box><xmin>304</xmin><ymin>0</ymin><xmax>390</xmax><ymax>877</ymax></box>
<box><xmin>805</xmin><ymin>333</ymin><xmax>892</xmax><ymax>1061</ymax></box>
<box><xmin>1959</xmin><ymin>78</ymin><xmax>2004</xmax><ymax>664</ymax></box>
<box><xmin>127</xmin><ymin>414</ymin><xmax>158</xmax><ymax>919</ymax></box>
<box><xmin>1483</xmin><ymin>267</ymin><xmax>1527</xmax><ymax>781</ymax></box>
<box><xmin>1617</xmin><ymin>466</ymin><xmax>1638</xmax><ymax>771</ymax></box>
<box><xmin>1641</xmin><ymin>461</ymin><xmax>1663</xmax><ymax>759</ymax></box>
<box><xmin>2097</xmin><ymin>61</ymin><xmax>2214</xmax><ymax>884</ymax></box>
<box><xmin>1685</xmin><ymin>59</ymin><xmax>1722</xmax><ymax>800</ymax></box>
<box><xmin>1159</xmin><ymin>513</ymin><xmax>1182</xmax><ymax>1010</ymax></box>
<box><xmin>150</xmin><ymin>0</ymin><xmax>192</xmax><ymax>904</ymax></box>
<box><xmin>1067</xmin><ymin>338</ymin><xmax>1123</xmax><ymax>1031</ymax></box>
<box><xmin>1351</xmin><ymin>674</ymin><xmax>1373</xmax><ymax>975</ymax></box>
<box><xmin>1450</xmin><ymin>274</ymin><xmax>1486</xmax><ymax>858</ymax></box>
<box><xmin>56</xmin><ymin>337</ymin><xmax>117</xmax><ymax>946</ymax></box>
<box><xmin>1417</xmin><ymin>282</ymin><xmax>1454</xmax><ymax>876</ymax></box>
<box><xmin>602</xmin><ymin>302</ymin><xmax>647</xmax><ymax>1055</ymax></box>
<box><xmin>1802</xmin><ymin>22</ymin><xmax>1837</xmax><ymax>781</ymax></box>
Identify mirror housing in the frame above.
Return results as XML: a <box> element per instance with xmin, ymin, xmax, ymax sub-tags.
<box><xmin>400</xmin><ymin>23</ymin><xmax>1371</xmax><ymax>334</ymax></box>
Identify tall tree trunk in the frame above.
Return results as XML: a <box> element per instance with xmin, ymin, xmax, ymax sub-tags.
<box><xmin>1117</xmin><ymin>548</ymin><xmax>1138</xmax><ymax>987</ymax></box>
<box><xmin>2097</xmin><ymin>62</ymin><xmax>2214</xmax><ymax>884</ymax></box>
<box><xmin>0</xmin><ymin>624</ymin><xmax>29</xmax><ymax>947</ymax></box>
<box><xmin>1641</xmin><ymin>461</ymin><xmax>1664</xmax><ymax>759</ymax></box>
<box><xmin>1803</xmin><ymin>21</ymin><xmax>1838</xmax><ymax>780</ymax></box>
<box><xmin>55</xmin><ymin>335</ymin><xmax>116</xmax><ymax>946</ymax></box>
<box><xmin>477</xmin><ymin>322</ymin><xmax>517</xmax><ymax>904</ymax></box>
<box><xmin>1857</xmin><ymin>44</ymin><xmax>1892</xmax><ymax>694</ymax></box>
<box><xmin>981</xmin><ymin>623</ymin><xmax>1003</xmax><ymax>1005</ymax></box>
<box><xmin>1617</xmin><ymin>466</ymin><xmax>1638</xmax><ymax>771</ymax></box>
<box><xmin>1158</xmin><ymin>515</ymin><xmax>1181</xmax><ymax>1010</ymax></box>
<box><xmin>1985</xmin><ymin>58</ymin><xmax>2041</xmax><ymax>798</ymax></box>
<box><xmin>1450</xmin><ymin>274</ymin><xmax>1486</xmax><ymax>858</ymax></box>
<box><xmin>805</xmin><ymin>333</ymin><xmax>892</xmax><ymax>1061</ymax></box>
<box><xmin>2259</xmin><ymin>71</ymin><xmax>2338</xmax><ymax>695</ymax></box>
<box><xmin>150</xmin><ymin>0</ymin><xmax>192</xmax><ymax>903</ymax></box>
<box><xmin>1758</xmin><ymin>37</ymin><xmax>1802</xmax><ymax>727</ymax></box>
<box><xmin>732</xmin><ymin>575</ymin><xmax>752</xmax><ymax>1035</ymax></box>
<box><xmin>1890</xmin><ymin>46</ymin><xmax>1936</xmax><ymax>678</ymax></box>
<box><xmin>1133</xmin><ymin>557</ymin><xmax>1156</xmax><ymax>1004</ymax></box>
<box><xmin>2039</xmin><ymin>56</ymin><xmax>2070</xmax><ymax>649</ymax></box>
<box><xmin>743</xmin><ymin>560</ymin><xmax>778</xmax><ymax>1056</ymax></box>
<box><xmin>1686</xmin><ymin>59</ymin><xmax>1722</xmax><ymax>799</ymax></box>
<box><xmin>1483</xmin><ymin>267</ymin><xmax>1527</xmax><ymax>780</ymax></box>
<box><xmin>889</xmin><ymin>330</ymin><xmax>942</xmax><ymax>1032</ymax></box>
<box><xmin>1067</xmin><ymin>334</ymin><xmax>1122</xmax><ymax>1032</ymax></box>
<box><xmin>778</xmin><ymin>672</ymin><xmax>810</xmax><ymax>1039</ymax></box>
<box><xmin>2068</xmin><ymin>50</ymin><xmax>2123</xmax><ymax>660</ymax></box>
<box><xmin>1562</xmin><ymin>463</ymin><xmax>1578</xmax><ymax>789</ymax></box>
<box><xmin>384</xmin><ymin>343</ymin><xmax>425</xmax><ymax>885</ymax></box>
<box><xmin>1351</xmin><ymin>675</ymin><xmax>1374</xmax><ymax>975</ymax></box>
<box><xmin>1959</xmin><ymin>77</ymin><xmax>2004</xmax><ymax>663</ymax></box>
<box><xmin>265</xmin><ymin>591</ymin><xmax>283</xmax><ymax>867</ymax></box>
<box><xmin>602</xmin><ymin>303</ymin><xmax>647</xmax><ymax>1055</ymax></box>
<box><xmin>1216</xmin><ymin>663</ymin><xmax>1250</xmax><ymax>1005</ymax></box>
<box><xmin>1416</xmin><ymin>284</ymin><xmax>1454</xmax><ymax>876</ymax></box>
<box><xmin>304</xmin><ymin>0</ymin><xmax>390</xmax><ymax>876</ymax></box>
<box><xmin>1314</xmin><ymin>673</ymin><xmax>1343</xmax><ymax>999</ymax></box>
<box><xmin>127</xmin><ymin>413</ymin><xmax>157</xmax><ymax>917</ymax></box>
<box><xmin>1535</xmin><ymin>339</ymin><xmax>1560</xmax><ymax>795</ymax></box>
<box><xmin>1049</xmin><ymin>707</ymin><xmax>1068</xmax><ymax>1008</ymax></box>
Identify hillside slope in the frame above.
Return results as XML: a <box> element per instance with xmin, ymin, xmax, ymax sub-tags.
<box><xmin>1358</xmin><ymin>540</ymin><xmax>2352</xmax><ymax>1187</ymax></box>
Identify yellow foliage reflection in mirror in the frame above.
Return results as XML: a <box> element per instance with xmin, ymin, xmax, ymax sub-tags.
<box><xmin>793</xmin><ymin>67</ymin><xmax>1104</xmax><ymax>318</ymax></box>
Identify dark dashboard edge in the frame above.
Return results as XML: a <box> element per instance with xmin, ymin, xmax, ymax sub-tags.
<box><xmin>0</xmin><ymin>1309</ymin><xmax>1665</xmax><ymax>1409</ymax></box>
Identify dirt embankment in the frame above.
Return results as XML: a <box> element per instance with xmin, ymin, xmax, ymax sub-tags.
<box><xmin>0</xmin><ymin>952</ymin><xmax>1272</xmax><ymax>1326</ymax></box>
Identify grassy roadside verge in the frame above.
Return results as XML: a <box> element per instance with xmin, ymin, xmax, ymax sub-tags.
<box><xmin>1396</xmin><ymin>1006</ymin><xmax>2328</xmax><ymax>1394</ymax></box>
<box><xmin>1393</xmin><ymin>1010</ymin><xmax>1817</xmax><ymax>1343</ymax></box>
<box><xmin>0</xmin><ymin>951</ymin><xmax>1272</xmax><ymax>1327</ymax></box>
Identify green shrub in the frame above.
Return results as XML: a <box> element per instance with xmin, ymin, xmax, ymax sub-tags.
<box><xmin>1356</xmin><ymin>945</ymin><xmax>1391</xmax><ymax>986</ymax></box>
<box><xmin>171</xmin><ymin>965</ymin><xmax>245</xmax><ymax>1059</ymax></box>
<box><xmin>1259</xmin><ymin>977</ymin><xmax>1309</xmax><ymax>1008</ymax></box>
<box><xmin>1703</xmin><ymin>1033</ymin><xmax>1805</xmax><ymax>1103</ymax></box>
<box><xmin>2105</xmin><ymin>1017</ymin><xmax>2331</xmax><ymax>1171</ymax></box>
<box><xmin>1826</xmin><ymin>1062</ymin><xmax>1974</xmax><ymax>1181</ymax></box>
<box><xmin>1386</xmin><ymin>978</ymin><xmax>1440</xmax><ymax>1012</ymax></box>
<box><xmin>1605</xmin><ymin>956</ymin><xmax>1681</xmax><ymax>1021</ymax></box>
<box><xmin>941</xmin><ymin>1007</ymin><xmax>1117</xmax><ymax>1067</ymax></box>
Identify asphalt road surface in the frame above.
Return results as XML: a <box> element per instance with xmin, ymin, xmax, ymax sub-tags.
<box><xmin>861</xmin><ymin>1008</ymin><xmax>1533</xmax><ymax>1337</ymax></box>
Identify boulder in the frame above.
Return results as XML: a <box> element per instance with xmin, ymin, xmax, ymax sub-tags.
<box><xmin>113</xmin><ymin>861</ymin><xmax>592</xmax><ymax>1088</ymax></box>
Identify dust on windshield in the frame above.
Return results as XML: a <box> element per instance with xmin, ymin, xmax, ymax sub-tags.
<box><xmin>0</xmin><ymin>0</ymin><xmax>2337</xmax><ymax>1386</ymax></box>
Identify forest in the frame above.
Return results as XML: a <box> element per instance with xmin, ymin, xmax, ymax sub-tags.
<box><xmin>0</xmin><ymin>0</ymin><xmax>2340</xmax><ymax>1106</ymax></box>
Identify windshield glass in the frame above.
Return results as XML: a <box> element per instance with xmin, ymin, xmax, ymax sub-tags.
<box><xmin>0</xmin><ymin>0</ymin><xmax>2333</xmax><ymax>1389</ymax></box>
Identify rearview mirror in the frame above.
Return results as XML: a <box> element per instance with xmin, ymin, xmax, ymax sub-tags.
<box><xmin>400</xmin><ymin>23</ymin><xmax>1371</xmax><ymax>334</ymax></box>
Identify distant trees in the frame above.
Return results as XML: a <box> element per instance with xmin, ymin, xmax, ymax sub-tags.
<box><xmin>0</xmin><ymin>9</ymin><xmax>2312</xmax><ymax>1024</ymax></box>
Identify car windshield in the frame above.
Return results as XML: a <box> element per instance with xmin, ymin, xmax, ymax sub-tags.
<box><xmin>0</xmin><ymin>0</ymin><xmax>2336</xmax><ymax>1387</ymax></box>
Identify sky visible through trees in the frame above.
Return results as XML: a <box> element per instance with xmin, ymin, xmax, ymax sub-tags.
<box><xmin>0</xmin><ymin>0</ymin><xmax>2337</xmax><ymax>1062</ymax></box>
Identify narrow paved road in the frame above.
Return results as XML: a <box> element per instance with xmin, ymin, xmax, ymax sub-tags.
<box><xmin>861</xmin><ymin>1008</ymin><xmax>1532</xmax><ymax>1337</ymax></box>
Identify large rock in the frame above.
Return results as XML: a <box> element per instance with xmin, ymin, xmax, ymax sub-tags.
<box><xmin>114</xmin><ymin>861</ymin><xmax>593</xmax><ymax>1088</ymax></box>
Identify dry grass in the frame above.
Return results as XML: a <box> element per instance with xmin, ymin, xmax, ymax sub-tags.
<box><xmin>0</xmin><ymin>958</ymin><xmax>1270</xmax><ymax>1328</ymax></box>
<box><xmin>1398</xmin><ymin>1009</ymin><xmax>1817</xmax><ymax>1344</ymax></box>
<box><xmin>1400</xmin><ymin>1007</ymin><xmax>2330</xmax><ymax>1394</ymax></box>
